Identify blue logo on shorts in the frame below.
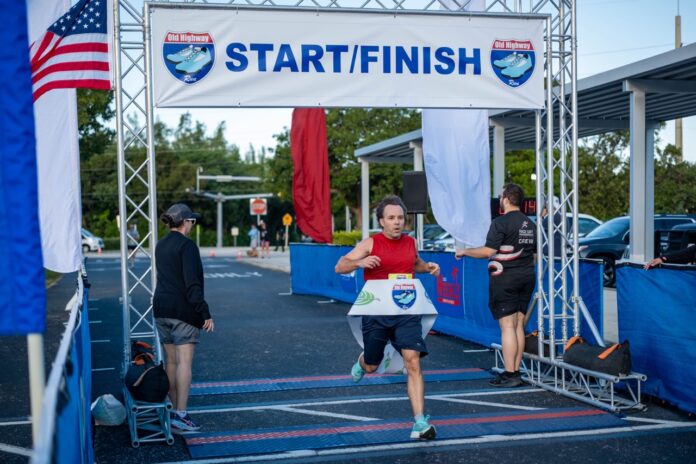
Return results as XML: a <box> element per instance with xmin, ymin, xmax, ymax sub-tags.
<box><xmin>392</xmin><ymin>283</ymin><xmax>417</xmax><ymax>310</ymax></box>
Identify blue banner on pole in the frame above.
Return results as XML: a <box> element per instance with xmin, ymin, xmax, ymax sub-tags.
<box><xmin>0</xmin><ymin>0</ymin><xmax>45</xmax><ymax>335</ymax></box>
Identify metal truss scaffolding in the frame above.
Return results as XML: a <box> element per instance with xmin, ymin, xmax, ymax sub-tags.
<box><xmin>113</xmin><ymin>0</ymin><xmax>640</xmax><ymax>444</ymax></box>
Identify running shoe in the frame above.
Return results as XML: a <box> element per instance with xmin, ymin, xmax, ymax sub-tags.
<box><xmin>410</xmin><ymin>415</ymin><xmax>436</xmax><ymax>440</ymax></box>
<box><xmin>166</xmin><ymin>45</ymin><xmax>197</xmax><ymax>64</ymax></box>
<box><xmin>493</xmin><ymin>52</ymin><xmax>518</xmax><ymax>69</ymax></box>
<box><xmin>175</xmin><ymin>47</ymin><xmax>212</xmax><ymax>74</ymax></box>
<box><xmin>489</xmin><ymin>371</ymin><xmax>522</xmax><ymax>388</ymax></box>
<box><xmin>501</xmin><ymin>54</ymin><xmax>532</xmax><ymax>78</ymax></box>
<box><xmin>171</xmin><ymin>412</ymin><xmax>201</xmax><ymax>432</ymax></box>
<box><xmin>351</xmin><ymin>360</ymin><xmax>365</xmax><ymax>383</ymax></box>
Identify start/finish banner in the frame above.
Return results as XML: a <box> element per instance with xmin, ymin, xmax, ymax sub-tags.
<box><xmin>150</xmin><ymin>6</ymin><xmax>545</xmax><ymax>109</ymax></box>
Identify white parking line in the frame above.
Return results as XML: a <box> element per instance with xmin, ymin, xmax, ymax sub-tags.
<box><xmin>157</xmin><ymin>421</ymin><xmax>696</xmax><ymax>464</ymax></box>
<box><xmin>92</xmin><ymin>367</ymin><xmax>116</xmax><ymax>372</ymax></box>
<box><xmin>89</xmin><ymin>320</ymin><xmax>102</xmax><ymax>324</ymax></box>
<box><xmin>271</xmin><ymin>406</ymin><xmax>378</xmax><ymax>422</ymax></box>
<box><xmin>91</xmin><ymin>339</ymin><xmax>110</xmax><ymax>343</ymax></box>
<box><xmin>0</xmin><ymin>419</ymin><xmax>31</xmax><ymax>427</ymax></box>
<box><xmin>462</xmin><ymin>349</ymin><xmax>490</xmax><ymax>353</ymax></box>
<box><xmin>429</xmin><ymin>397</ymin><xmax>543</xmax><ymax>411</ymax></box>
<box><xmin>0</xmin><ymin>442</ymin><xmax>32</xmax><ymax>457</ymax></box>
<box><xmin>190</xmin><ymin>388</ymin><xmax>544</xmax><ymax>415</ymax></box>
<box><xmin>623</xmin><ymin>416</ymin><xmax>688</xmax><ymax>426</ymax></box>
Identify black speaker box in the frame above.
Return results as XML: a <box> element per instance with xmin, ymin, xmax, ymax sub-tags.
<box><xmin>402</xmin><ymin>171</ymin><xmax>428</xmax><ymax>214</ymax></box>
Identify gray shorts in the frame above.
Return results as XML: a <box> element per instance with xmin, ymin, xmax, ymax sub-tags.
<box><xmin>155</xmin><ymin>318</ymin><xmax>200</xmax><ymax>345</ymax></box>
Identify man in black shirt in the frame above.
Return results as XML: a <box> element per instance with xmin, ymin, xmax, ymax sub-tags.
<box><xmin>456</xmin><ymin>183</ymin><xmax>536</xmax><ymax>388</ymax></box>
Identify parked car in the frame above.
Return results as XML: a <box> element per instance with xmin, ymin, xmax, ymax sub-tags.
<box><xmin>81</xmin><ymin>228</ymin><xmax>105</xmax><ymax>253</ymax></box>
<box><xmin>579</xmin><ymin>215</ymin><xmax>696</xmax><ymax>286</ymax></box>
<box><xmin>423</xmin><ymin>230</ymin><xmax>451</xmax><ymax>251</ymax></box>
<box><xmin>622</xmin><ymin>222</ymin><xmax>696</xmax><ymax>260</ymax></box>
<box><xmin>529</xmin><ymin>213</ymin><xmax>603</xmax><ymax>238</ymax></box>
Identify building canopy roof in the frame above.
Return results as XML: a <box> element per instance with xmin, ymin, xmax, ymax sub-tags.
<box><xmin>356</xmin><ymin>43</ymin><xmax>696</xmax><ymax>163</ymax></box>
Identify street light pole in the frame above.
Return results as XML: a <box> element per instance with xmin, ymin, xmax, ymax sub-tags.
<box><xmin>217</xmin><ymin>193</ymin><xmax>223</xmax><ymax>248</ymax></box>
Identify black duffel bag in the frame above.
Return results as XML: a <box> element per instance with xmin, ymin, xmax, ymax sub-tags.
<box><xmin>524</xmin><ymin>331</ymin><xmax>551</xmax><ymax>356</ymax></box>
<box><xmin>563</xmin><ymin>338</ymin><xmax>632</xmax><ymax>376</ymax></box>
<box><xmin>125</xmin><ymin>352</ymin><xmax>170</xmax><ymax>403</ymax></box>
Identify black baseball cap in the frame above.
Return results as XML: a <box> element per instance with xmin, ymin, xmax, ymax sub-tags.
<box><xmin>164</xmin><ymin>203</ymin><xmax>201</xmax><ymax>222</ymax></box>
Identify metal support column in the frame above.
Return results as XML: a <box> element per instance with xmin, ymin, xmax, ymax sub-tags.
<box><xmin>216</xmin><ymin>195</ymin><xmax>223</xmax><ymax>249</ymax></box>
<box><xmin>361</xmin><ymin>159</ymin><xmax>370</xmax><ymax>240</ymax></box>
<box><xmin>624</xmin><ymin>84</ymin><xmax>653</xmax><ymax>262</ymax></box>
<box><xmin>492</xmin><ymin>123</ymin><xmax>505</xmax><ymax>195</ymax></box>
<box><xmin>410</xmin><ymin>140</ymin><xmax>425</xmax><ymax>250</ymax></box>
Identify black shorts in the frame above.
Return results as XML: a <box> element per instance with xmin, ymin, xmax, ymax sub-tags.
<box><xmin>362</xmin><ymin>315</ymin><xmax>427</xmax><ymax>366</ymax></box>
<box><xmin>489</xmin><ymin>267</ymin><xmax>535</xmax><ymax>320</ymax></box>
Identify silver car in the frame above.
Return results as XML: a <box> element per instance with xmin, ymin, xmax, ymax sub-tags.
<box><xmin>81</xmin><ymin>228</ymin><xmax>105</xmax><ymax>253</ymax></box>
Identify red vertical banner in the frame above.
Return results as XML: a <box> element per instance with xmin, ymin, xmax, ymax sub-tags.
<box><xmin>290</xmin><ymin>108</ymin><xmax>333</xmax><ymax>243</ymax></box>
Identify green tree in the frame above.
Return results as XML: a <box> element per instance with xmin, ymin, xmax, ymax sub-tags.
<box><xmin>577</xmin><ymin>131</ymin><xmax>630</xmax><ymax>220</ymax></box>
<box><xmin>654</xmin><ymin>143</ymin><xmax>696</xmax><ymax>214</ymax></box>
<box><xmin>267</xmin><ymin>108</ymin><xmax>422</xmax><ymax>231</ymax></box>
<box><xmin>77</xmin><ymin>89</ymin><xmax>114</xmax><ymax>160</ymax></box>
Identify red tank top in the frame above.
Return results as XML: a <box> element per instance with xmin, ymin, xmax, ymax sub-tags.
<box><xmin>364</xmin><ymin>233</ymin><xmax>417</xmax><ymax>281</ymax></box>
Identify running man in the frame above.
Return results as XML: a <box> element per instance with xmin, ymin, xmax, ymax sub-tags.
<box><xmin>335</xmin><ymin>195</ymin><xmax>440</xmax><ymax>440</ymax></box>
<box><xmin>456</xmin><ymin>183</ymin><xmax>536</xmax><ymax>388</ymax></box>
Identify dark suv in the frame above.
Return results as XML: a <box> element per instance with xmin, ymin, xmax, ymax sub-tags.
<box><xmin>578</xmin><ymin>215</ymin><xmax>696</xmax><ymax>286</ymax></box>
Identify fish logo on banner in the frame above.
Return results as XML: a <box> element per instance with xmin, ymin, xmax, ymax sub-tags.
<box><xmin>163</xmin><ymin>31</ymin><xmax>215</xmax><ymax>84</ymax></box>
<box><xmin>392</xmin><ymin>283</ymin><xmax>417</xmax><ymax>310</ymax></box>
<box><xmin>490</xmin><ymin>39</ymin><xmax>535</xmax><ymax>88</ymax></box>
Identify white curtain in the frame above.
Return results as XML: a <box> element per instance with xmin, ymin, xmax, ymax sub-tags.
<box><xmin>422</xmin><ymin>0</ymin><xmax>490</xmax><ymax>248</ymax></box>
<box><xmin>27</xmin><ymin>0</ymin><xmax>83</xmax><ymax>272</ymax></box>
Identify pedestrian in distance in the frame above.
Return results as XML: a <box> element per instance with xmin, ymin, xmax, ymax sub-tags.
<box><xmin>274</xmin><ymin>227</ymin><xmax>286</xmax><ymax>252</ymax></box>
<box><xmin>247</xmin><ymin>223</ymin><xmax>259</xmax><ymax>257</ymax></box>
<box><xmin>154</xmin><ymin>203</ymin><xmax>214</xmax><ymax>432</ymax></box>
<box><xmin>456</xmin><ymin>183</ymin><xmax>536</xmax><ymax>388</ymax></box>
<box><xmin>127</xmin><ymin>223</ymin><xmax>140</xmax><ymax>266</ymax></box>
<box><xmin>259</xmin><ymin>220</ymin><xmax>270</xmax><ymax>258</ymax></box>
<box><xmin>335</xmin><ymin>195</ymin><xmax>440</xmax><ymax>440</ymax></box>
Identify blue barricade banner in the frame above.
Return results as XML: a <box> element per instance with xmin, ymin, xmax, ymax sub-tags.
<box><xmin>617</xmin><ymin>263</ymin><xmax>696</xmax><ymax>414</ymax></box>
<box><xmin>290</xmin><ymin>244</ymin><xmax>603</xmax><ymax>348</ymax></box>
<box><xmin>0</xmin><ymin>0</ymin><xmax>45</xmax><ymax>335</ymax></box>
<box><xmin>290</xmin><ymin>244</ymin><xmax>363</xmax><ymax>303</ymax></box>
<box><xmin>56</xmin><ymin>289</ymin><xmax>93</xmax><ymax>463</ymax></box>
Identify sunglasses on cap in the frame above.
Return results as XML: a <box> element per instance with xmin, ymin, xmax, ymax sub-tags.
<box><xmin>185</xmin><ymin>218</ymin><xmax>196</xmax><ymax>225</ymax></box>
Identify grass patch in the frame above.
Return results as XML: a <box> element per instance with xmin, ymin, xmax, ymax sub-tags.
<box><xmin>45</xmin><ymin>269</ymin><xmax>62</xmax><ymax>288</ymax></box>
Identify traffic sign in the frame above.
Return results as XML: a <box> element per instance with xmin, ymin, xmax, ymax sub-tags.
<box><xmin>250</xmin><ymin>198</ymin><xmax>267</xmax><ymax>216</ymax></box>
<box><xmin>282</xmin><ymin>214</ymin><xmax>293</xmax><ymax>226</ymax></box>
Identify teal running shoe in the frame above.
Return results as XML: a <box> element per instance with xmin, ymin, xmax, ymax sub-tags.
<box><xmin>501</xmin><ymin>54</ymin><xmax>532</xmax><ymax>78</ymax></box>
<box><xmin>493</xmin><ymin>52</ymin><xmax>518</xmax><ymax>69</ymax></box>
<box><xmin>175</xmin><ymin>47</ymin><xmax>212</xmax><ymax>74</ymax></box>
<box><xmin>351</xmin><ymin>360</ymin><xmax>365</xmax><ymax>383</ymax></box>
<box><xmin>166</xmin><ymin>45</ymin><xmax>197</xmax><ymax>64</ymax></box>
<box><xmin>410</xmin><ymin>415</ymin><xmax>436</xmax><ymax>440</ymax></box>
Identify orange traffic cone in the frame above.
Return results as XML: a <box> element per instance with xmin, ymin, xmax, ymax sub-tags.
<box><xmin>209</xmin><ymin>249</ymin><xmax>216</xmax><ymax>258</ymax></box>
<box><xmin>98</xmin><ymin>247</ymin><xmax>102</xmax><ymax>256</ymax></box>
<box><xmin>236</xmin><ymin>250</ymin><xmax>242</xmax><ymax>261</ymax></box>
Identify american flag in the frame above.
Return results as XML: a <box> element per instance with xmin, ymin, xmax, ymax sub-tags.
<box><xmin>30</xmin><ymin>0</ymin><xmax>111</xmax><ymax>101</ymax></box>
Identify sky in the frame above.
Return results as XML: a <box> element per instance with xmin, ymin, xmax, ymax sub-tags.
<box><xmin>154</xmin><ymin>0</ymin><xmax>696</xmax><ymax>162</ymax></box>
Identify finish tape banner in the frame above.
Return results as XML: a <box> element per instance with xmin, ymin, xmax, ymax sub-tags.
<box><xmin>150</xmin><ymin>6</ymin><xmax>545</xmax><ymax>109</ymax></box>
